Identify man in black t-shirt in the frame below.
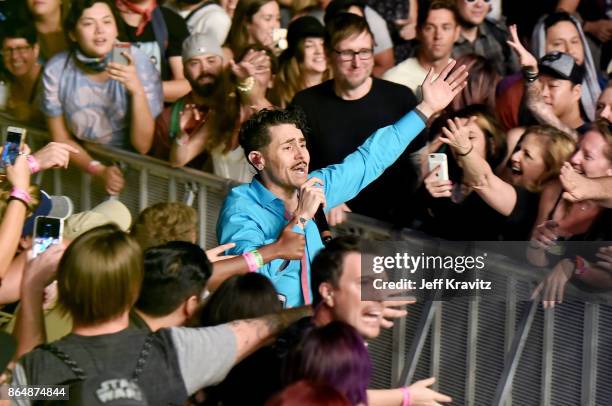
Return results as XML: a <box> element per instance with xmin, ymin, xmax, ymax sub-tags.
<box><xmin>291</xmin><ymin>13</ymin><xmax>425</xmax><ymax>226</ymax></box>
<box><xmin>116</xmin><ymin>0</ymin><xmax>191</xmax><ymax>102</ymax></box>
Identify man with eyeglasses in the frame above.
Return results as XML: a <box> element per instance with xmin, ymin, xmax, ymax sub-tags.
<box><xmin>291</xmin><ymin>13</ymin><xmax>425</xmax><ymax>228</ymax></box>
<box><xmin>453</xmin><ymin>0</ymin><xmax>519</xmax><ymax>76</ymax></box>
<box><xmin>0</xmin><ymin>21</ymin><xmax>45</xmax><ymax>124</ymax></box>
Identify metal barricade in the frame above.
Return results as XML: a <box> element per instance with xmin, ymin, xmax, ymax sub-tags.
<box><xmin>3</xmin><ymin>117</ymin><xmax>612</xmax><ymax>405</ymax></box>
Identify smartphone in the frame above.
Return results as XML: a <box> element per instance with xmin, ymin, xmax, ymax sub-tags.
<box><xmin>1</xmin><ymin>126</ymin><xmax>26</xmax><ymax>167</ymax></box>
<box><xmin>32</xmin><ymin>216</ymin><xmax>63</xmax><ymax>258</ymax></box>
<box><xmin>428</xmin><ymin>153</ymin><xmax>449</xmax><ymax>181</ymax></box>
<box><xmin>112</xmin><ymin>42</ymin><xmax>131</xmax><ymax>65</ymax></box>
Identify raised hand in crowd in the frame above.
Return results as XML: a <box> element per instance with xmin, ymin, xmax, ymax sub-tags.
<box><xmin>13</xmin><ymin>241</ymin><xmax>65</xmax><ymax>359</ymax></box>
<box><xmin>326</xmin><ymin>203</ymin><xmax>351</xmax><ymax>227</ymax></box>
<box><xmin>531</xmin><ymin>258</ymin><xmax>574</xmax><ymax>309</ymax></box>
<box><xmin>295</xmin><ymin>177</ymin><xmax>326</xmax><ymax>225</ymax></box>
<box><xmin>32</xmin><ymin>142</ymin><xmax>79</xmax><ymax>171</ymax></box>
<box><xmin>230</xmin><ymin>49</ymin><xmax>270</xmax><ymax>81</ymax></box>
<box><xmin>418</xmin><ymin>59</ymin><xmax>468</xmax><ymax>118</ymax></box>
<box><xmin>424</xmin><ymin>166</ymin><xmax>453</xmax><ymax>198</ymax></box>
<box><xmin>506</xmin><ymin>24</ymin><xmax>538</xmax><ymax>70</ymax></box>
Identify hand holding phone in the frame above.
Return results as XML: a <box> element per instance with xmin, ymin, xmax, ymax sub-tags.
<box><xmin>33</xmin><ymin>217</ymin><xmax>64</xmax><ymax>258</ymax></box>
<box><xmin>427</xmin><ymin>153</ymin><xmax>449</xmax><ymax>181</ymax></box>
<box><xmin>111</xmin><ymin>42</ymin><xmax>131</xmax><ymax>66</ymax></box>
<box><xmin>1</xmin><ymin>126</ymin><xmax>26</xmax><ymax>167</ymax></box>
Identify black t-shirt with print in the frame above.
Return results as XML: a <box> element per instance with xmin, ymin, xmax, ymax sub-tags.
<box><xmin>118</xmin><ymin>7</ymin><xmax>189</xmax><ymax>81</ymax></box>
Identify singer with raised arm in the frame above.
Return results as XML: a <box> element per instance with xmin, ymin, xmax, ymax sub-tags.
<box><xmin>217</xmin><ymin>59</ymin><xmax>468</xmax><ymax>307</ymax></box>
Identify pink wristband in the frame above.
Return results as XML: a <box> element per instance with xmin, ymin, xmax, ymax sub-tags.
<box><xmin>26</xmin><ymin>155</ymin><xmax>40</xmax><ymax>174</ymax></box>
<box><xmin>242</xmin><ymin>252</ymin><xmax>258</xmax><ymax>272</ymax></box>
<box><xmin>401</xmin><ymin>386</ymin><xmax>410</xmax><ymax>406</ymax></box>
<box><xmin>10</xmin><ymin>188</ymin><xmax>32</xmax><ymax>205</ymax></box>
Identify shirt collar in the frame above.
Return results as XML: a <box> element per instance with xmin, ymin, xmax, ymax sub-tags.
<box><xmin>250</xmin><ymin>176</ymin><xmax>284</xmax><ymax>207</ymax></box>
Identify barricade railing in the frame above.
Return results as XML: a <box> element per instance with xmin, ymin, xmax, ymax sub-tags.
<box><xmin>2</xmin><ymin>116</ymin><xmax>612</xmax><ymax>405</ymax></box>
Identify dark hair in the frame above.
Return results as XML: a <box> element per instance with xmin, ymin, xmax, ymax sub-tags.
<box><xmin>225</xmin><ymin>0</ymin><xmax>278</xmax><ymax>56</ymax></box>
<box><xmin>311</xmin><ymin>236</ymin><xmax>361</xmax><ymax>307</ymax></box>
<box><xmin>136</xmin><ymin>241</ymin><xmax>212</xmax><ymax>317</ymax></box>
<box><xmin>324</xmin><ymin>13</ymin><xmax>373</xmax><ymax>52</ymax></box>
<box><xmin>543</xmin><ymin>11</ymin><xmax>576</xmax><ymax>31</ymax></box>
<box><xmin>200</xmin><ymin>273</ymin><xmax>282</xmax><ymax>326</ymax></box>
<box><xmin>287</xmin><ymin>321</ymin><xmax>371</xmax><ymax>405</ymax></box>
<box><xmin>450</xmin><ymin>54</ymin><xmax>500</xmax><ymax>112</ymax></box>
<box><xmin>64</xmin><ymin>0</ymin><xmax>123</xmax><ymax>49</ymax></box>
<box><xmin>1</xmin><ymin>20</ymin><xmax>37</xmax><ymax>45</ymax></box>
<box><xmin>323</xmin><ymin>0</ymin><xmax>366</xmax><ymax>25</ymax></box>
<box><xmin>239</xmin><ymin>107</ymin><xmax>308</xmax><ymax>162</ymax></box>
<box><xmin>266</xmin><ymin>380</ymin><xmax>350</xmax><ymax>406</ymax></box>
<box><xmin>417</xmin><ymin>0</ymin><xmax>460</xmax><ymax>29</ymax></box>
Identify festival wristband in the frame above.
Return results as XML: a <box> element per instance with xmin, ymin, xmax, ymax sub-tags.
<box><xmin>26</xmin><ymin>155</ymin><xmax>41</xmax><ymax>174</ymax></box>
<box><xmin>10</xmin><ymin>187</ymin><xmax>32</xmax><ymax>205</ymax></box>
<box><xmin>243</xmin><ymin>251</ymin><xmax>259</xmax><ymax>272</ymax></box>
<box><xmin>401</xmin><ymin>386</ymin><xmax>410</xmax><ymax>406</ymax></box>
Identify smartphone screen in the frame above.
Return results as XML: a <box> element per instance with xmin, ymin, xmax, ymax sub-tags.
<box><xmin>112</xmin><ymin>42</ymin><xmax>131</xmax><ymax>66</ymax></box>
<box><xmin>33</xmin><ymin>217</ymin><xmax>63</xmax><ymax>258</ymax></box>
<box><xmin>1</xmin><ymin>128</ymin><xmax>24</xmax><ymax>167</ymax></box>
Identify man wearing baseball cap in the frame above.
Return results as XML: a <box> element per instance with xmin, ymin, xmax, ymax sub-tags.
<box><xmin>149</xmin><ymin>33</ymin><xmax>227</xmax><ymax>167</ymax></box>
<box><xmin>537</xmin><ymin>52</ymin><xmax>589</xmax><ymax>134</ymax></box>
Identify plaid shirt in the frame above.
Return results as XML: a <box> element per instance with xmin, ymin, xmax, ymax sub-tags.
<box><xmin>452</xmin><ymin>20</ymin><xmax>519</xmax><ymax>76</ymax></box>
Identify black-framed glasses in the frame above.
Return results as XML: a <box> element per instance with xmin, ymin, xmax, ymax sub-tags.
<box><xmin>1</xmin><ymin>45</ymin><xmax>33</xmax><ymax>56</ymax></box>
<box><xmin>465</xmin><ymin>0</ymin><xmax>492</xmax><ymax>3</ymax></box>
<box><xmin>333</xmin><ymin>48</ymin><xmax>374</xmax><ymax>62</ymax></box>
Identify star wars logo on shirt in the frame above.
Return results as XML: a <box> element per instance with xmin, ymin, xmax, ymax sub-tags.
<box><xmin>96</xmin><ymin>378</ymin><xmax>145</xmax><ymax>403</ymax></box>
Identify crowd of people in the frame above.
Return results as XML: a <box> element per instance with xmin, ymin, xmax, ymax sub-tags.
<box><xmin>0</xmin><ymin>0</ymin><xmax>612</xmax><ymax>404</ymax></box>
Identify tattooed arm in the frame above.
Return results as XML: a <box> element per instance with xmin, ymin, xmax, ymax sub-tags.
<box><xmin>228</xmin><ymin>305</ymin><xmax>313</xmax><ymax>363</ymax></box>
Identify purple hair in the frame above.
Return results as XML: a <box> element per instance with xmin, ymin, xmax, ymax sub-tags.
<box><xmin>288</xmin><ymin>321</ymin><xmax>371</xmax><ymax>405</ymax></box>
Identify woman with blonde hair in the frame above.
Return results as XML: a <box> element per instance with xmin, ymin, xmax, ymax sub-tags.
<box><xmin>437</xmin><ymin>120</ymin><xmax>576</xmax><ymax>240</ymax></box>
<box><xmin>271</xmin><ymin>16</ymin><xmax>329</xmax><ymax>108</ymax></box>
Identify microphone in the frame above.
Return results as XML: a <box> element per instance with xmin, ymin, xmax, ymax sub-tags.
<box><xmin>314</xmin><ymin>205</ymin><xmax>332</xmax><ymax>246</ymax></box>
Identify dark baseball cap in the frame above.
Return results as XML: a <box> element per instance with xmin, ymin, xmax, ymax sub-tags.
<box><xmin>538</xmin><ymin>52</ymin><xmax>585</xmax><ymax>85</ymax></box>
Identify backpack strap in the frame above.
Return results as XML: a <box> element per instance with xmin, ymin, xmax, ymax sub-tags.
<box><xmin>37</xmin><ymin>333</ymin><xmax>156</xmax><ymax>383</ymax></box>
<box><xmin>131</xmin><ymin>334</ymin><xmax>155</xmax><ymax>382</ymax></box>
<box><xmin>185</xmin><ymin>0</ymin><xmax>216</xmax><ymax>23</ymax></box>
<box><xmin>151</xmin><ymin>6</ymin><xmax>169</xmax><ymax>64</ymax></box>
<box><xmin>38</xmin><ymin>343</ymin><xmax>87</xmax><ymax>381</ymax></box>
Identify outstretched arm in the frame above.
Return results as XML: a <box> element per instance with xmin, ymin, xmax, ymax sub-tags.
<box><xmin>317</xmin><ymin>59</ymin><xmax>468</xmax><ymax>209</ymax></box>
<box><xmin>440</xmin><ymin>118</ymin><xmax>518</xmax><ymax>216</ymax></box>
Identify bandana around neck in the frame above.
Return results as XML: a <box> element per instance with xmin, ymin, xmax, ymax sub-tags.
<box><xmin>74</xmin><ymin>48</ymin><xmax>111</xmax><ymax>72</ymax></box>
<box><xmin>115</xmin><ymin>0</ymin><xmax>158</xmax><ymax>36</ymax></box>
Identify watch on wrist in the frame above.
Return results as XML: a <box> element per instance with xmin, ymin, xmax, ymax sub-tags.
<box><xmin>298</xmin><ymin>216</ymin><xmax>309</xmax><ymax>227</ymax></box>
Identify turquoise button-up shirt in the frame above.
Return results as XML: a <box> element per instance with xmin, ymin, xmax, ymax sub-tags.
<box><xmin>217</xmin><ymin>110</ymin><xmax>426</xmax><ymax>307</ymax></box>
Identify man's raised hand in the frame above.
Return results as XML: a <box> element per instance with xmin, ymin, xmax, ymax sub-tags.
<box><xmin>419</xmin><ymin>59</ymin><xmax>468</xmax><ymax>118</ymax></box>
